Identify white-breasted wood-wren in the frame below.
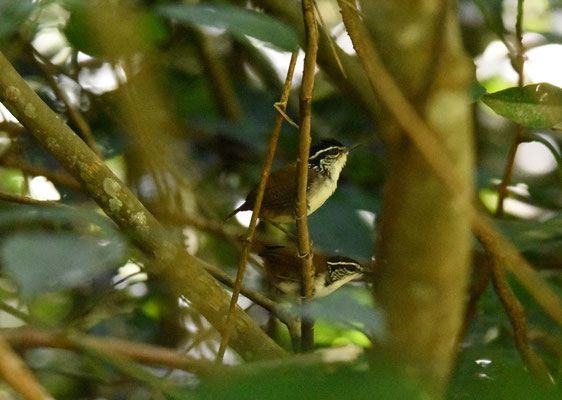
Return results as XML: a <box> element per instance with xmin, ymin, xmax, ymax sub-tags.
<box><xmin>253</xmin><ymin>242</ymin><xmax>364</xmax><ymax>298</ymax></box>
<box><xmin>225</xmin><ymin>138</ymin><xmax>349</xmax><ymax>223</ymax></box>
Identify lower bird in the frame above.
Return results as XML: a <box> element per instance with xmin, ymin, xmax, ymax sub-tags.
<box><xmin>253</xmin><ymin>241</ymin><xmax>364</xmax><ymax>298</ymax></box>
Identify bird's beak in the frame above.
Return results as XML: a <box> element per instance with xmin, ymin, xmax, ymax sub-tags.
<box><xmin>349</xmin><ymin>143</ymin><xmax>361</xmax><ymax>152</ymax></box>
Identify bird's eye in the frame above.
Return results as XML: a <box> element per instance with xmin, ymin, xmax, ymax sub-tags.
<box><xmin>345</xmin><ymin>264</ymin><xmax>359</xmax><ymax>272</ymax></box>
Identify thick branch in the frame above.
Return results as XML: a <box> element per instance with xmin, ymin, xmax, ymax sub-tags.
<box><xmin>339</xmin><ymin>1</ymin><xmax>473</xmax><ymax>395</ymax></box>
<box><xmin>335</xmin><ymin>1</ymin><xmax>562</xmax><ymax>333</ymax></box>
<box><xmin>0</xmin><ymin>50</ymin><xmax>285</xmax><ymax>360</ymax></box>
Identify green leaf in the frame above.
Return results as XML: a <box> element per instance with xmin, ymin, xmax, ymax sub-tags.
<box><xmin>156</xmin><ymin>4</ymin><xmax>299</xmax><ymax>51</ymax></box>
<box><xmin>2</xmin><ymin>231</ymin><xmax>124</xmax><ymax>298</ymax></box>
<box><xmin>0</xmin><ymin>207</ymin><xmax>126</xmax><ymax>298</ymax></box>
<box><xmin>482</xmin><ymin>83</ymin><xmax>562</xmax><ymax>128</ymax></box>
<box><xmin>472</xmin><ymin>0</ymin><xmax>506</xmax><ymax>38</ymax></box>
<box><xmin>0</xmin><ymin>0</ymin><xmax>35</xmax><ymax>40</ymax></box>
<box><xmin>64</xmin><ymin>3</ymin><xmax>168</xmax><ymax>58</ymax></box>
<box><xmin>471</xmin><ymin>82</ymin><xmax>487</xmax><ymax>103</ymax></box>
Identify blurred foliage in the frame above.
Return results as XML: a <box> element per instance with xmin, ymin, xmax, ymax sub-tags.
<box><xmin>0</xmin><ymin>0</ymin><xmax>559</xmax><ymax>399</ymax></box>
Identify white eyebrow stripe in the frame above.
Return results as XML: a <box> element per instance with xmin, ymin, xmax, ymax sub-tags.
<box><xmin>326</xmin><ymin>261</ymin><xmax>361</xmax><ymax>267</ymax></box>
<box><xmin>309</xmin><ymin>146</ymin><xmax>347</xmax><ymax>160</ymax></box>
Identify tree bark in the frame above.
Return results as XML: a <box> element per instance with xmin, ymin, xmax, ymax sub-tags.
<box><xmin>360</xmin><ymin>1</ymin><xmax>474</xmax><ymax>396</ymax></box>
<box><xmin>0</xmin><ymin>50</ymin><xmax>285</xmax><ymax>361</ymax></box>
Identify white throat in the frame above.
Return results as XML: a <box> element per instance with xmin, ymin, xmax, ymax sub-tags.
<box><xmin>306</xmin><ymin>153</ymin><xmax>347</xmax><ymax>215</ymax></box>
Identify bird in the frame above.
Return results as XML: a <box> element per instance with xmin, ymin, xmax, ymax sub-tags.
<box><xmin>253</xmin><ymin>242</ymin><xmax>364</xmax><ymax>298</ymax></box>
<box><xmin>225</xmin><ymin>138</ymin><xmax>349</xmax><ymax>223</ymax></box>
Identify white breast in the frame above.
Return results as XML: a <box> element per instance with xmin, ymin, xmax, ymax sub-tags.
<box><xmin>313</xmin><ymin>274</ymin><xmax>359</xmax><ymax>298</ymax></box>
<box><xmin>306</xmin><ymin>153</ymin><xmax>347</xmax><ymax>215</ymax></box>
<box><xmin>306</xmin><ymin>177</ymin><xmax>337</xmax><ymax>215</ymax></box>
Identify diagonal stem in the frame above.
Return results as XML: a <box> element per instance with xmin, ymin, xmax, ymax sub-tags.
<box><xmin>296</xmin><ymin>0</ymin><xmax>319</xmax><ymax>352</ymax></box>
<box><xmin>216</xmin><ymin>50</ymin><xmax>300</xmax><ymax>361</ymax></box>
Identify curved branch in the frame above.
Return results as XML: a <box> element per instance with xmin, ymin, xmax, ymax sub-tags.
<box><xmin>0</xmin><ymin>49</ymin><xmax>285</xmax><ymax>360</ymax></box>
<box><xmin>216</xmin><ymin>50</ymin><xmax>299</xmax><ymax>361</ymax></box>
<box><xmin>0</xmin><ymin>336</ymin><xmax>52</xmax><ymax>400</ymax></box>
<box><xmin>2</xmin><ymin>328</ymin><xmax>215</xmax><ymax>375</ymax></box>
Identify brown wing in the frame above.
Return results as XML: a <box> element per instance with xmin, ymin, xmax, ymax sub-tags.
<box><xmin>259</xmin><ymin>245</ymin><xmax>328</xmax><ymax>282</ymax></box>
<box><xmin>244</xmin><ymin>164</ymin><xmax>298</xmax><ymax>212</ymax></box>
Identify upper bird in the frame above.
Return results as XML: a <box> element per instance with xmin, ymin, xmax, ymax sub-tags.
<box><xmin>225</xmin><ymin>138</ymin><xmax>349</xmax><ymax>223</ymax></box>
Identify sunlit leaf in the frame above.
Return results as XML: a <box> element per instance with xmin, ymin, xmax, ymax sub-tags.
<box><xmin>156</xmin><ymin>4</ymin><xmax>299</xmax><ymax>51</ymax></box>
<box><xmin>482</xmin><ymin>83</ymin><xmax>562</xmax><ymax>128</ymax></box>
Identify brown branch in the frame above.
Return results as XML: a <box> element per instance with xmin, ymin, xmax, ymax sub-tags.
<box><xmin>494</xmin><ymin>0</ymin><xmax>526</xmax><ymax>217</ymax></box>
<box><xmin>192</xmin><ymin>27</ymin><xmax>242</xmax><ymax>121</ymax></box>
<box><xmin>296</xmin><ymin>0</ymin><xmax>318</xmax><ymax>353</ymax></box>
<box><xmin>1</xmin><ymin>155</ymin><xmax>82</xmax><ymax>189</ymax></box>
<box><xmin>157</xmin><ymin>210</ymin><xmax>289</xmax><ymax>250</ymax></box>
<box><xmin>216</xmin><ymin>50</ymin><xmax>300</xmax><ymax>361</ymax></box>
<box><xmin>31</xmin><ymin>48</ymin><xmax>103</xmax><ymax>159</ymax></box>
<box><xmin>529</xmin><ymin>329</ymin><xmax>562</xmax><ymax>363</ymax></box>
<box><xmin>336</xmin><ymin>0</ymin><xmax>562</xmax><ymax>332</ymax></box>
<box><xmin>337</xmin><ymin>0</ymin><xmax>468</xmax><ymax>201</ymax></box>
<box><xmin>0</xmin><ymin>191</ymin><xmax>57</xmax><ymax>206</ymax></box>
<box><xmin>2</xmin><ymin>328</ymin><xmax>216</xmax><ymax>375</ymax></box>
<box><xmin>0</xmin><ymin>335</ymin><xmax>52</xmax><ymax>400</ymax></box>
<box><xmin>204</xmin><ymin>262</ymin><xmax>301</xmax><ymax>345</ymax></box>
<box><xmin>0</xmin><ymin>45</ymin><xmax>285</xmax><ymax>360</ymax></box>
<box><xmin>472</xmin><ymin>215</ymin><xmax>562</xmax><ymax>328</ymax></box>
<box><xmin>416</xmin><ymin>0</ymin><xmax>449</xmax><ymax>103</ymax></box>
<box><xmin>489</xmin><ymin>255</ymin><xmax>550</xmax><ymax>380</ymax></box>
<box><xmin>455</xmin><ymin>253</ymin><xmax>493</xmax><ymax>349</ymax></box>
<box><xmin>247</xmin><ymin>0</ymin><xmax>380</xmax><ymax>124</ymax></box>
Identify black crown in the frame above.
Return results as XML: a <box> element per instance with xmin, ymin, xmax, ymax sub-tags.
<box><xmin>309</xmin><ymin>138</ymin><xmax>346</xmax><ymax>159</ymax></box>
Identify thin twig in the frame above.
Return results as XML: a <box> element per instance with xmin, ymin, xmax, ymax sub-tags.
<box><xmin>273</xmin><ymin>102</ymin><xmax>299</xmax><ymax>129</ymax></box>
<box><xmin>216</xmin><ymin>50</ymin><xmax>300</xmax><ymax>362</ymax></box>
<box><xmin>297</xmin><ymin>0</ymin><xmax>319</xmax><ymax>352</ymax></box>
<box><xmin>0</xmin><ymin>44</ymin><xmax>285</xmax><ymax>360</ymax></box>
<box><xmin>0</xmin><ymin>191</ymin><xmax>57</xmax><ymax>205</ymax></box>
<box><xmin>2</xmin><ymin>328</ymin><xmax>216</xmax><ymax>375</ymax></box>
<box><xmin>0</xmin><ymin>335</ymin><xmax>53</xmax><ymax>400</ymax></box>
<box><xmin>455</xmin><ymin>253</ymin><xmax>493</xmax><ymax>349</ymax></box>
<box><xmin>337</xmin><ymin>0</ymin><xmax>469</xmax><ymax>202</ymax></box>
<box><xmin>494</xmin><ymin>0</ymin><xmax>526</xmax><ymax>217</ymax></box>
<box><xmin>313</xmin><ymin>0</ymin><xmax>346</xmax><ymax>78</ymax></box>
<box><xmin>489</xmin><ymin>254</ymin><xmax>550</xmax><ymax>380</ymax></box>
<box><xmin>416</xmin><ymin>0</ymin><xmax>449</xmax><ymax>103</ymax></box>
<box><xmin>192</xmin><ymin>27</ymin><xmax>241</xmax><ymax>121</ymax></box>
<box><xmin>31</xmin><ymin>47</ymin><xmax>103</xmax><ymax>159</ymax></box>
<box><xmin>0</xmin><ymin>301</ymin><xmax>31</xmax><ymax>324</ymax></box>
<box><xmin>472</xmin><ymin>215</ymin><xmax>562</xmax><ymax>329</ymax></box>
<box><xmin>1</xmin><ymin>155</ymin><xmax>81</xmax><ymax>189</ymax></box>
<box><xmin>204</xmin><ymin>263</ymin><xmax>300</xmax><ymax>333</ymax></box>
